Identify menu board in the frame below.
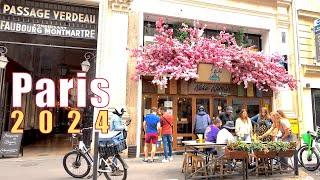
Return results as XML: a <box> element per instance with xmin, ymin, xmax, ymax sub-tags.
<box><xmin>0</xmin><ymin>132</ymin><xmax>23</xmax><ymax>157</ymax></box>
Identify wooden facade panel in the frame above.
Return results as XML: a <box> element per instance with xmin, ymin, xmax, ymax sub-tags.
<box><xmin>169</xmin><ymin>80</ymin><xmax>177</xmax><ymax>94</ymax></box>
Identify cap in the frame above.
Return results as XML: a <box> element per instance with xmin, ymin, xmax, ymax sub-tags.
<box><xmin>198</xmin><ymin>105</ymin><xmax>205</xmax><ymax>111</ymax></box>
<box><xmin>226</xmin><ymin>106</ymin><xmax>233</xmax><ymax>113</ymax></box>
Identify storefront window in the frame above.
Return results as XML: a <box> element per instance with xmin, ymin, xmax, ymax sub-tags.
<box><xmin>246</xmin><ymin>99</ymin><xmax>260</xmax><ymax>117</ymax></box>
<box><xmin>177</xmin><ymin>98</ymin><xmax>192</xmax><ymax>134</ymax></box>
<box><xmin>213</xmin><ymin>98</ymin><xmax>227</xmax><ymax>117</ymax></box>
<box><xmin>196</xmin><ymin>98</ymin><xmax>210</xmax><ymax>116</ymax></box>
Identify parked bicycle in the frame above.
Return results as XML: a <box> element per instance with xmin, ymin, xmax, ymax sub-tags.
<box><xmin>63</xmin><ymin>108</ymin><xmax>131</xmax><ymax>180</ymax></box>
<box><xmin>298</xmin><ymin>127</ymin><xmax>320</xmax><ymax>171</ymax></box>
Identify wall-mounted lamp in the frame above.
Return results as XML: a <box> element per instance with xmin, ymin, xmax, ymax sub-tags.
<box><xmin>81</xmin><ymin>52</ymin><xmax>95</xmax><ymax>72</ymax></box>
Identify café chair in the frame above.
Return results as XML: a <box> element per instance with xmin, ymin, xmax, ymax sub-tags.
<box><xmin>182</xmin><ymin>152</ymin><xmax>194</xmax><ymax>173</ymax></box>
<box><xmin>192</xmin><ymin>155</ymin><xmax>208</xmax><ymax>177</ymax></box>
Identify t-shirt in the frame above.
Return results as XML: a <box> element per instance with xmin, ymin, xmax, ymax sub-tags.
<box><xmin>216</xmin><ymin>128</ymin><xmax>235</xmax><ymax>144</ymax></box>
<box><xmin>205</xmin><ymin>125</ymin><xmax>220</xmax><ymax>143</ymax></box>
<box><xmin>145</xmin><ymin>113</ymin><xmax>160</xmax><ymax>134</ymax></box>
<box><xmin>160</xmin><ymin>113</ymin><xmax>173</xmax><ymax>135</ymax></box>
<box><xmin>281</xmin><ymin>118</ymin><xmax>291</xmax><ymax>129</ymax></box>
<box><xmin>219</xmin><ymin>112</ymin><xmax>234</xmax><ymax>126</ymax></box>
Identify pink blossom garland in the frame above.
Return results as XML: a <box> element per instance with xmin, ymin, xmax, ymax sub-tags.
<box><xmin>130</xmin><ymin>18</ymin><xmax>297</xmax><ymax>91</ymax></box>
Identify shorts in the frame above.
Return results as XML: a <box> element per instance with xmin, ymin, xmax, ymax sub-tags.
<box><xmin>145</xmin><ymin>133</ymin><xmax>158</xmax><ymax>144</ymax></box>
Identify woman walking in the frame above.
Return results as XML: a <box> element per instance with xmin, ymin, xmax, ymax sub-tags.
<box><xmin>235</xmin><ymin>109</ymin><xmax>252</xmax><ymax>142</ymax></box>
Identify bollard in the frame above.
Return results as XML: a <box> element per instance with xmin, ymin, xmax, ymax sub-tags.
<box><xmin>92</xmin><ymin>131</ymin><xmax>99</xmax><ymax>180</ymax></box>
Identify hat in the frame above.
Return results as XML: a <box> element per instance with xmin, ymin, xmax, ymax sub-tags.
<box><xmin>198</xmin><ymin>105</ymin><xmax>205</xmax><ymax>111</ymax></box>
<box><xmin>226</xmin><ymin>106</ymin><xmax>233</xmax><ymax>113</ymax></box>
<box><xmin>223</xmin><ymin>121</ymin><xmax>235</xmax><ymax>130</ymax></box>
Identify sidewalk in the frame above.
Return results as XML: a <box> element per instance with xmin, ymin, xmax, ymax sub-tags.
<box><xmin>0</xmin><ymin>155</ymin><xmax>319</xmax><ymax>180</ymax></box>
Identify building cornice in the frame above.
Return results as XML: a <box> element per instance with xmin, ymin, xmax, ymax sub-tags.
<box><xmin>162</xmin><ymin>0</ymin><xmax>277</xmax><ymax>18</ymax></box>
<box><xmin>298</xmin><ymin>9</ymin><xmax>320</xmax><ymax>19</ymax></box>
<box><xmin>109</xmin><ymin>0</ymin><xmax>132</xmax><ymax>12</ymax></box>
<box><xmin>302</xmin><ymin>64</ymin><xmax>320</xmax><ymax>76</ymax></box>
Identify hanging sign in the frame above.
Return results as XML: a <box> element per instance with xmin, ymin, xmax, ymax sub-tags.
<box><xmin>0</xmin><ymin>1</ymin><xmax>98</xmax><ymax>39</ymax></box>
<box><xmin>197</xmin><ymin>63</ymin><xmax>231</xmax><ymax>83</ymax></box>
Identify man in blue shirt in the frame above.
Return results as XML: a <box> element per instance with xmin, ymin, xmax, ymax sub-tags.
<box><xmin>143</xmin><ymin>107</ymin><xmax>160</xmax><ymax>162</ymax></box>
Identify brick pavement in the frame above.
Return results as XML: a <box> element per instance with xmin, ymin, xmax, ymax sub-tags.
<box><xmin>0</xmin><ymin>155</ymin><xmax>319</xmax><ymax>180</ymax></box>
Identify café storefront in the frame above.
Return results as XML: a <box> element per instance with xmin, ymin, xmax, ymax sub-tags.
<box><xmin>141</xmin><ymin>63</ymin><xmax>273</xmax><ymax>151</ymax></box>
<box><xmin>0</xmin><ymin>0</ymin><xmax>98</xmax><ymax>151</ymax></box>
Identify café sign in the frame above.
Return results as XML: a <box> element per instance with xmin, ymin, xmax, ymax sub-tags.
<box><xmin>0</xmin><ymin>1</ymin><xmax>98</xmax><ymax>39</ymax></box>
<box><xmin>197</xmin><ymin>63</ymin><xmax>231</xmax><ymax>83</ymax></box>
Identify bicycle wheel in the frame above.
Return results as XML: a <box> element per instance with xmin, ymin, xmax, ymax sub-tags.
<box><xmin>297</xmin><ymin>144</ymin><xmax>307</xmax><ymax>165</ymax></box>
<box><xmin>63</xmin><ymin>151</ymin><xmax>91</xmax><ymax>178</ymax></box>
<box><xmin>101</xmin><ymin>155</ymin><xmax>127</xmax><ymax>180</ymax></box>
<box><xmin>299</xmin><ymin>146</ymin><xmax>320</xmax><ymax>171</ymax></box>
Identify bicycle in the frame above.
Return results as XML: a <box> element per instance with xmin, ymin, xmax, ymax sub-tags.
<box><xmin>298</xmin><ymin>127</ymin><xmax>320</xmax><ymax>171</ymax></box>
<box><xmin>63</xmin><ymin>108</ymin><xmax>131</xmax><ymax>180</ymax></box>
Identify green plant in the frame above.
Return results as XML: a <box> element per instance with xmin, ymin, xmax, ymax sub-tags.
<box><xmin>266</xmin><ymin>141</ymin><xmax>290</xmax><ymax>152</ymax></box>
<box><xmin>234</xmin><ymin>28</ymin><xmax>249</xmax><ymax>47</ymax></box>
<box><xmin>227</xmin><ymin>141</ymin><xmax>249</xmax><ymax>151</ymax></box>
<box><xmin>173</xmin><ymin>22</ymin><xmax>189</xmax><ymax>43</ymax></box>
<box><xmin>288</xmin><ymin>141</ymin><xmax>297</xmax><ymax>150</ymax></box>
<box><xmin>249</xmin><ymin>142</ymin><xmax>265</xmax><ymax>152</ymax></box>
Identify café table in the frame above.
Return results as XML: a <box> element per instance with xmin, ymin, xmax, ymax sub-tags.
<box><xmin>182</xmin><ymin>140</ymin><xmax>248</xmax><ymax>180</ymax></box>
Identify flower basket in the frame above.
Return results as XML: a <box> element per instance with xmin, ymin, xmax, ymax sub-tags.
<box><xmin>253</xmin><ymin>151</ymin><xmax>277</xmax><ymax>159</ymax></box>
<box><xmin>278</xmin><ymin>149</ymin><xmax>295</xmax><ymax>157</ymax></box>
<box><xmin>224</xmin><ymin>148</ymin><xmax>248</xmax><ymax>160</ymax></box>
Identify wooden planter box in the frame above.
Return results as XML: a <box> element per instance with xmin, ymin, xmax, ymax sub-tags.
<box><xmin>278</xmin><ymin>149</ymin><xmax>295</xmax><ymax>157</ymax></box>
<box><xmin>253</xmin><ymin>151</ymin><xmax>277</xmax><ymax>159</ymax></box>
<box><xmin>224</xmin><ymin>149</ymin><xmax>248</xmax><ymax>160</ymax></box>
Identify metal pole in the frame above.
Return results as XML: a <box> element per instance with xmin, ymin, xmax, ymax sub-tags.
<box><xmin>294</xmin><ymin>149</ymin><xmax>299</xmax><ymax>175</ymax></box>
<box><xmin>92</xmin><ymin>131</ymin><xmax>99</xmax><ymax>180</ymax></box>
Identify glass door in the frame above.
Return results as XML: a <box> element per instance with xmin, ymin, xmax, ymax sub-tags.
<box><xmin>176</xmin><ymin>97</ymin><xmax>192</xmax><ymax>148</ymax></box>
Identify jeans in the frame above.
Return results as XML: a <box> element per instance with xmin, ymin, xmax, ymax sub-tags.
<box><xmin>162</xmin><ymin>134</ymin><xmax>173</xmax><ymax>159</ymax></box>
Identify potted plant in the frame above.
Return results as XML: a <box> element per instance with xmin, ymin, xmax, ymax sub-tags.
<box><xmin>225</xmin><ymin>141</ymin><xmax>249</xmax><ymax>159</ymax></box>
<box><xmin>264</xmin><ymin>142</ymin><xmax>279</xmax><ymax>158</ymax></box>
<box><xmin>251</xmin><ymin>142</ymin><xmax>277</xmax><ymax>158</ymax></box>
<box><xmin>278</xmin><ymin>141</ymin><xmax>296</xmax><ymax>157</ymax></box>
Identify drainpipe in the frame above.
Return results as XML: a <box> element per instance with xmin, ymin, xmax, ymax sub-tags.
<box><xmin>292</xmin><ymin>0</ymin><xmax>304</xmax><ymax>134</ymax></box>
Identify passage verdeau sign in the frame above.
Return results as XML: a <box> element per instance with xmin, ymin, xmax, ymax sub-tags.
<box><xmin>0</xmin><ymin>1</ymin><xmax>98</xmax><ymax>39</ymax></box>
<box><xmin>1</xmin><ymin>4</ymin><xmax>96</xmax><ymax>24</ymax></box>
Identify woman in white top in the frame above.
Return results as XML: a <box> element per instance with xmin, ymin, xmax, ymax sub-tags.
<box><xmin>235</xmin><ymin>109</ymin><xmax>252</xmax><ymax>142</ymax></box>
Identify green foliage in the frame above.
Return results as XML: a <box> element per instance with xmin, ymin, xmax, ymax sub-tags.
<box><xmin>227</xmin><ymin>140</ymin><xmax>249</xmax><ymax>151</ymax></box>
<box><xmin>288</xmin><ymin>141</ymin><xmax>297</xmax><ymax>150</ymax></box>
<box><xmin>172</xmin><ymin>23</ymin><xmax>189</xmax><ymax>43</ymax></box>
<box><xmin>266</xmin><ymin>141</ymin><xmax>290</xmax><ymax>152</ymax></box>
<box><xmin>234</xmin><ymin>28</ymin><xmax>249</xmax><ymax>47</ymax></box>
<box><xmin>249</xmin><ymin>142</ymin><xmax>265</xmax><ymax>151</ymax></box>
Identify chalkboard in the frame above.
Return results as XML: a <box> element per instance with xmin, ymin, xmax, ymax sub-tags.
<box><xmin>0</xmin><ymin>132</ymin><xmax>23</xmax><ymax>157</ymax></box>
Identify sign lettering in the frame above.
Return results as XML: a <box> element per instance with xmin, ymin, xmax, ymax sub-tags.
<box><xmin>0</xmin><ymin>1</ymin><xmax>98</xmax><ymax>39</ymax></box>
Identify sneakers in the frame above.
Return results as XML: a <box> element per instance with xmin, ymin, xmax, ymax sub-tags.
<box><xmin>169</xmin><ymin>156</ymin><xmax>173</xmax><ymax>161</ymax></box>
<box><xmin>162</xmin><ymin>159</ymin><xmax>169</xmax><ymax>163</ymax></box>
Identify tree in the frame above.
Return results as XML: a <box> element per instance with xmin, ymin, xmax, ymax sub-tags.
<box><xmin>130</xmin><ymin>18</ymin><xmax>297</xmax><ymax>91</ymax></box>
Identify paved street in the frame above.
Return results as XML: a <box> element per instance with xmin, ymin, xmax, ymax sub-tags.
<box><xmin>0</xmin><ymin>155</ymin><xmax>319</xmax><ymax>180</ymax></box>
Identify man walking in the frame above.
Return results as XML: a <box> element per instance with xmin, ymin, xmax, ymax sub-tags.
<box><xmin>143</xmin><ymin>107</ymin><xmax>160</xmax><ymax>163</ymax></box>
<box><xmin>159</xmin><ymin>107</ymin><xmax>173</xmax><ymax>163</ymax></box>
<box><xmin>193</xmin><ymin>105</ymin><xmax>211</xmax><ymax>137</ymax></box>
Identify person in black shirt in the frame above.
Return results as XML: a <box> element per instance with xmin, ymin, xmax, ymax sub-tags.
<box><xmin>218</xmin><ymin>106</ymin><xmax>234</xmax><ymax>127</ymax></box>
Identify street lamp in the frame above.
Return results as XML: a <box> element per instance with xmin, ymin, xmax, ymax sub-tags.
<box><xmin>81</xmin><ymin>52</ymin><xmax>95</xmax><ymax>72</ymax></box>
<box><xmin>0</xmin><ymin>46</ymin><xmax>8</xmax><ymax>69</ymax></box>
